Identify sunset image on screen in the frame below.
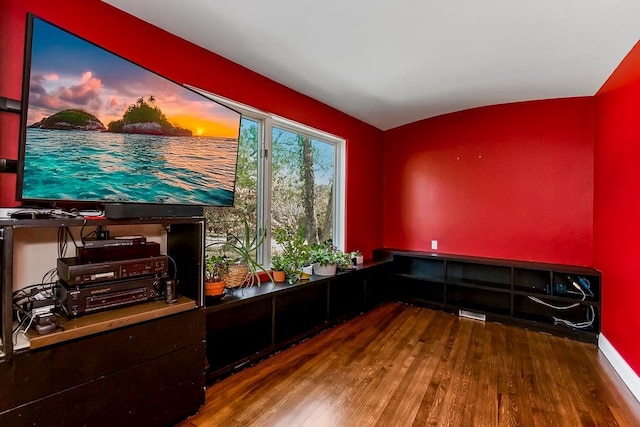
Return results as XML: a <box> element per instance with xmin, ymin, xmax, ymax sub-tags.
<box><xmin>26</xmin><ymin>17</ymin><xmax>240</xmax><ymax>141</ymax></box>
<box><xmin>21</xmin><ymin>16</ymin><xmax>242</xmax><ymax>207</ymax></box>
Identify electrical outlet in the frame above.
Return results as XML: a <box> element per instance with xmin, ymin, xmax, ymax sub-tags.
<box><xmin>431</xmin><ymin>240</ymin><xmax>438</xmax><ymax>250</ymax></box>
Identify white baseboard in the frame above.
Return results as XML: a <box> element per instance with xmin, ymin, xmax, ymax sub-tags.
<box><xmin>599</xmin><ymin>334</ymin><xmax>640</xmax><ymax>403</ymax></box>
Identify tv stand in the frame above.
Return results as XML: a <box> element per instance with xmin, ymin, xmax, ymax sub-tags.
<box><xmin>0</xmin><ymin>216</ymin><xmax>206</xmax><ymax>426</ymax></box>
<box><xmin>104</xmin><ymin>203</ymin><xmax>204</xmax><ymax>219</ymax></box>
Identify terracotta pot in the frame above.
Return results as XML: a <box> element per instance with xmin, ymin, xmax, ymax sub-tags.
<box><xmin>273</xmin><ymin>270</ymin><xmax>286</xmax><ymax>282</ymax></box>
<box><xmin>205</xmin><ymin>280</ymin><xmax>225</xmax><ymax>296</ymax></box>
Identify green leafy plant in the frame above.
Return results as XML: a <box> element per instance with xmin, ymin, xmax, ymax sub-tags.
<box><xmin>270</xmin><ymin>253</ymin><xmax>287</xmax><ymax>271</ymax></box>
<box><xmin>283</xmin><ymin>261</ymin><xmax>301</xmax><ymax>284</ymax></box>
<box><xmin>273</xmin><ymin>228</ymin><xmax>310</xmax><ymax>266</ymax></box>
<box><xmin>310</xmin><ymin>240</ymin><xmax>350</xmax><ymax>267</ymax></box>
<box><xmin>337</xmin><ymin>252</ymin><xmax>353</xmax><ymax>269</ymax></box>
<box><xmin>205</xmin><ymin>253</ymin><xmax>231</xmax><ymax>282</ymax></box>
<box><xmin>273</xmin><ymin>227</ymin><xmax>311</xmax><ymax>282</ymax></box>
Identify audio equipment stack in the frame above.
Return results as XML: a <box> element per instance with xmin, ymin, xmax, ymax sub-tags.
<box><xmin>56</xmin><ymin>235</ymin><xmax>171</xmax><ymax>317</ymax></box>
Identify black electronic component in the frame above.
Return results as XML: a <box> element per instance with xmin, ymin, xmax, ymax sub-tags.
<box><xmin>56</xmin><ymin>276</ymin><xmax>164</xmax><ymax>318</ymax></box>
<box><xmin>77</xmin><ymin>241</ymin><xmax>161</xmax><ymax>263</ymax></box>
<box><xmin>34</xmin><ymin>313</ymin><xmax>57</xmax><ymax>335</ymax></box>
<box><xmin>0</xmin><ymin>158</ymin><xmax>18</xmax><ymax>173</ymax></box>
<box><xmin>104</xmin><ymin>203</ymin><xmax>204</xmax><ymax>219</ymax></box>
<box><xmin>82</xmin><ymin>235</ymin><xmax>146</xmax><ymax>248</ymax></box>
<box><xmin>57</xmin><ymin>255</ymin><xmax>168</xmax><ymax>286</ymax></box>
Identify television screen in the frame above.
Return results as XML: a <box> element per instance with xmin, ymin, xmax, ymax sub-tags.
<box><xmin>17</xmin><ymin>15</ymin><xmax>241</xmax><ymax>208</ymax></box>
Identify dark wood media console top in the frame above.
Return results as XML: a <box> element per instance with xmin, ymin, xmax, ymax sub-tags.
<box><xmin>26</xmin><ymin>296</ymin><xmax>196</xmax><ymax>350</ymax></box>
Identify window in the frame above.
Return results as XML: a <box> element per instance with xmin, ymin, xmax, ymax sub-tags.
<box><xmin>271</xmin><ymin>126</ymin><xmax>336</xmax><ymax>250</ymax></box>
<box><xmin>195</xmin><ymin>87</ymin><xmax>345</xmax><ymax>266</ymax></box>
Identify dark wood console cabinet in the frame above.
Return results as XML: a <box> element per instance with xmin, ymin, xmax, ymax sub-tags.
<box><xmin>204</xmin><ymin>261</ymin><xmax>391</xmax><ymax>381</ymax></box>
<box><xmin>375</xmin><ymin>249</ymin><xmax>601</xmax><ymax>343</ymax></box>
<box><xmin>0</xmin><ymin>308</ymin><xmax>205</xmax><ymax>427</ymax></box>
<box><xmin>0</xmin><ymin>217</ymin><xmax>207</xmax><ymax>426</ymax></box>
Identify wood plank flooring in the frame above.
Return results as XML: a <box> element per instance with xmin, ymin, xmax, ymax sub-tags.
<box><xmin>179</xmin><ymin>303</ymin><xmax>640</xmax><ymax>426</ymax></box>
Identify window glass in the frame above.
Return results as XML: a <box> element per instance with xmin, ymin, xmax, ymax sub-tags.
<box><xmin>271</xmin><ymin>126</ymin><xmax>336</xmax><ymax>253</ymax></box>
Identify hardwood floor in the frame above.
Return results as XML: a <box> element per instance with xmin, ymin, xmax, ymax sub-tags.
<box><xmin>179</xmin><ymin>303</ymin><xmax>640</xmax><ymax>426</ymax></box>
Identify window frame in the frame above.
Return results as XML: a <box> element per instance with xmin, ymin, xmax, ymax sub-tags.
<box><xmin>188</xmin><ymin>85</ymin><xmax>346</xmax><ymax>265</ymax></box>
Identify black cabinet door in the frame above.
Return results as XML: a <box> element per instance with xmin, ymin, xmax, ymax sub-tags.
<box><xmin>329</xmin><ymin>273</ymin><xmax>365</xmax><ymax>321</ymax></box>
<box><xmin>0</xmin><ymin>309</ymin><xmax>206</xmax><ymax>426</ymax></box>
<box><xmin>205</xmin><ymin>298</ymin><xmax>273</xmax><ymax>372</ymax></box>
<box><xmin>274</xmin><ymin>283</ymin><xmax>327</xmax><ymax>344</ymax></box>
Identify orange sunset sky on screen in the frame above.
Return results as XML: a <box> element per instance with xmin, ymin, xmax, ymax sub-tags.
<box><xmin>171</xmin><ymin>115</ymin><xmax>238</xmax><ymax>138</ymax></box>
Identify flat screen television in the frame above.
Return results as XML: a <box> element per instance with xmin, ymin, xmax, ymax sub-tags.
<box><xmin>17</xmin><ymin>14</ymin><xmax>241</xmax><ymax>212</ymax></box>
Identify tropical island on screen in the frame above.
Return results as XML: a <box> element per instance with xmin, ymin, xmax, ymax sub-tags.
<box><xmin>29</xmin><ymin>97</ymin><xmax>194</xmax><ymax>137</ymax></box>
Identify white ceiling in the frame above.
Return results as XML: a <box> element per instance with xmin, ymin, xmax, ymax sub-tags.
<box><xmin>103</xmin><ymin>0</ymin><xmax>640</xmax><ymax>130</ymax></box>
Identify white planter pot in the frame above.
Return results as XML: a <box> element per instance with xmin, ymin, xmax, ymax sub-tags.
<box><xmin>313</xmin><ymin>263</ymin><xmax>337</xmax><ymax>276</ymax></box>
<box><xmin>356</xmin><ymin>255</ymin><xmax>364</xmax><ymax>265</ymax></box>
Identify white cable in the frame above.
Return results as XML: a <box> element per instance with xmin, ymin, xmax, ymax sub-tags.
<box><xmin>23</xmin><ymin>314</ymin><xmax>36</xmax><ymax>336</ymax></box>
<box><xmin>552</xmin><ymin>305</ymin><xmax>595</xmax><ymax>329</ymax></box>
<box><xmin>527</xmin><ymin>277</ymin><xmax>595</xmax><ymax>329</ymax></box>
<box><xmin>527</xmin><ymin>277</ymin><xmax>586</xmax><ymax>309</ymax></box>
<box><xmin>528</xmin><ymin>296</ymin><xmax>579</xmax><ymax>309</ymax></box>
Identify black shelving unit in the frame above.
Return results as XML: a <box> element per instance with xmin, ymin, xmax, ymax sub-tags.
<box><xmin>375</xmin><ymin>249</ymin><xmax>601</xmax><ymax>343</ymax></box>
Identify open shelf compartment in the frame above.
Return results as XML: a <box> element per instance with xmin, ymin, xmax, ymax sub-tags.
<box><xmin>393</xmin><ymin>255</ymin><xmax>445</xmax><ymax>281</ymax></box>
<box><xmin>447</xmin><ymin>261</ymin><xmax>511</xmax><ymax>290</ymax></box>
<box><xmin>514</xmin><ymin>267</ymin><xmax>550</xmax><ymax>295</ymax></box>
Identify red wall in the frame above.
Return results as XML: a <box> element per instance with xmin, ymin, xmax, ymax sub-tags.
<box><xmin>0</xmin><ymin>0</ymin><xmax>384</xmax><ymax>256</ymax></box>
<box><xmin>594</xmin><ymin>40</ymin><xmax>640</xmax><ymax>376</ymax></box>
<box><xmin>382</xmin><ymin>98</ymin><xmax>595</xmax><ymax>266</ymax></box>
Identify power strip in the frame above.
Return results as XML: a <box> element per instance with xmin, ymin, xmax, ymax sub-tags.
<box><xmin>0</xmin><ymin>208</ymin><xmax>20</xmax><ymax>218</ymax></box>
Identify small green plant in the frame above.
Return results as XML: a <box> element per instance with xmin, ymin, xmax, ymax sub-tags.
<box><xmin>273</xmin><ymin>228</ymin><xmax>310</xmax><ymax>267</ymax></box>
<box><xmin>205</xmin><ymin>253</ymin><xmax>231</xmax><ymax>282</ymax></box>
<box><xmin>273</xmin><ymin>227</ymin><xmax>311</xmax><ymax>282</ymax></box>
<box><xmin>283</xmin><ymin>261</ymin><xmax>301</xmax><ymax>284</ymax></box>
<box><xmin>310</xmin><ymin>240</ymin><xmax>350</xmax><ymax>267</ymax></box>
<box><xmin>270</xmin><ymin>253</ymin><xmax>287</xmax><ymax>271</ymax></box>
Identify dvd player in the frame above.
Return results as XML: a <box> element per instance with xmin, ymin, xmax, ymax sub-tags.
<box><xmin>82</xmin><ymin>235</ymin><xmax>146</xmax><ymax>248</ymax></box>
<box><xmin>57</xmin><ymin>255</ymin><xmax>168</xmax><ymax>286</ymax></box>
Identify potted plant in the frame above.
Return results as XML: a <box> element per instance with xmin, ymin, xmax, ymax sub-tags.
<box><xmin>273</xmin><ymin>227</ymin><xmax>310</xmax><ymax>283</ymax></box>
<box><xmin>350</xmin><ymin>250</ymin><xmax>364</xmax><ymax>265</ymax></box>
<box><xmin>204</xmin><ymin>253</ymin><xmax>231</xmax><ymax>297</ymax></box>
<box><xmin>301</xmin><ymin>264</ymin><xmax>313</xmax><ymax>280</ymax></box>
<box><xmin>310</xmin><ymin>240</ymin><xmax>350</xmax><ymax>276</ymax></box>
<box><xmin>220</xmin><ymin>217</ymin><xmax>273</xmax><ymax>288</ymax></box>
<box><xmin>283</xmin><ymin>262</ymin><xmax>301</xmax><ymax>284</ymax></box>
<box><xmin>270</xmin><ymin>253</ymin><xmax>287</xmax><ymax>283</ymax></box>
